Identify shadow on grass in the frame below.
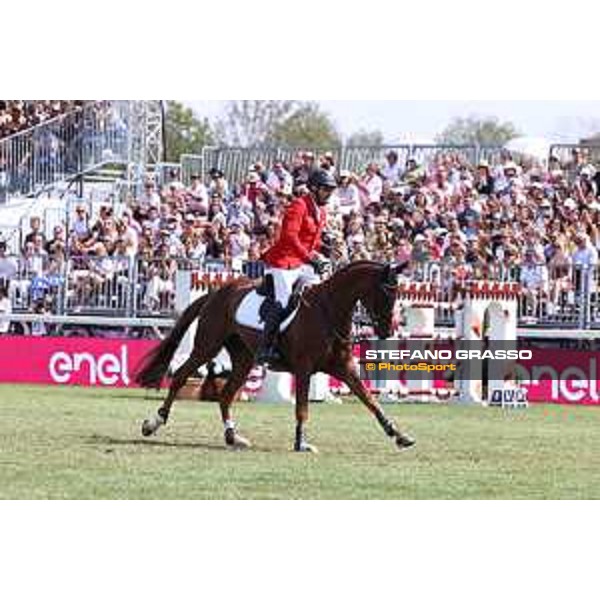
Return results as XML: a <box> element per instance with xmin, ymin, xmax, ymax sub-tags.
<box><xmin>86</xmin><ymin>434</ymin><xmax>274</xmax><ymax>453</ymax></box>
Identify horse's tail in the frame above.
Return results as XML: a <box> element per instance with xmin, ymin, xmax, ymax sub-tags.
<box><xmin>134</xmin><ymin>294</ymin><xmax>211</xmax><ymax>389</ymax></box>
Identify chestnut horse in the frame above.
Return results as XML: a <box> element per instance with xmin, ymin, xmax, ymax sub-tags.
<box><xmin>135</xmin><ymin>260</ymin><xmax>415</xmax><ymax>453</ymax></box>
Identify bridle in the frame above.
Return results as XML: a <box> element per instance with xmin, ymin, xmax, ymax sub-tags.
<box><xmin>353</xmin><ymin>271</ymin><xmax>398</xmax><ymax>341</ymax></box>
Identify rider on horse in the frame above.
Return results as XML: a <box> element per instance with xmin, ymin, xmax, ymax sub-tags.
<box><xmin>256</xmin><ymin>168</ymin><xmax>337</xmax><ymax>365</ymax></box>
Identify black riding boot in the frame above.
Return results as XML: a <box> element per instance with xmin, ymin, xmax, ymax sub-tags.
<box><xmin>256</xmin><ymin>299</ymin><xmax>284</xmax><ymax>366</ymax></box>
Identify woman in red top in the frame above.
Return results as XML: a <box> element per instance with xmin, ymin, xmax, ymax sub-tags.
<box><xmin>257</xmin><ymin>169</ymin><xmax>337</xmax><ymax>365</ymax></box>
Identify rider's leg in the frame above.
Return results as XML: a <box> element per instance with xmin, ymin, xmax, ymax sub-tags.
<box><xmin>256</xmin><ymin>268</ymin><xmax>298</xmax><ymax>365</ymax></box>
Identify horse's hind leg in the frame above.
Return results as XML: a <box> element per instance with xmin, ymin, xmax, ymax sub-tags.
<box><xmin>329</xmin><ymin>365</ymin><xmax>415</xmax><ymax>450</ymax></box>
<box><xmin>219</xmin><ymin>337</ymin><xmax>255</xmax><ymax>450</ymax></box>
<box><xmin>141</xmin><ymin>346</ymin><xmax>216</xmax><ymax>437</ymax></box>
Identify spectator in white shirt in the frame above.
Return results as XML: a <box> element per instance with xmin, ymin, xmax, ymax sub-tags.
<box><xmin>187</xmin><ymin>174</ymin><xmax>209</xmax><ymax>212</ymax></box>
<box><xmin>228</xmin><ymin>222</ymin><xmax>251</xmax><ymax>270</ymax></box>
<box><xmin>0</xmin><ymin>285</ymin><xmax>11</xmax><ymax>334</ymax></box>
<box><xmin>267</xmin><ymin>162</ymin><xmax>293</xmax><ymax>194</ymax></box>
<box><xmin>208</xmin><ymin>168</ymin><xmax>230</xmax><ymax>198</ymax></box>
<box><xmin>332</xmin><ymin>170</ymin><xmax>361</xmax><ymax>216</ymax></box>
<box><xmin>382</xmin><ymin>151</ymin><xmax>401</xmax><ymax>187</ymax></box>
<box><xmin>520</xmin><ymin>249</ymin><xmax>549</xmax><ymax>316</ymax></box>
<box><xmin>71</xmin><ymin>205</ymin><xmax>91</xmax><ymax>242</ymax></box>
<box><xmin>572</xmin><ymin>231</ymin><xmax>599</xmax><ymax>268</ymax></box>
<box><xmin>165</xmin><ymin>168</ymin><xmax>184</xmax><ymax>191</ymax></box>
<box><xmin>319</xmin><ymin>152</ymin><xmax>336</xmax><ymax>176</ymax></box>
<box><xmin>571</xmin><ymin>231</ymin><xmax>598</xmax><ymax>297</ymax></box>
<box><xmin>357</xmin><ymin>163</ymin><xmax>383</xmax><ymax>209</ymax></box>
<box><xmin>0</xmin><ymin>241</ymin><xmax>17</xmax><ymax>282</ymax></box>
<box><xmin>136</xmin><ymin>180</ymin><xmax>161</xmax><ymax>216</ymax></box>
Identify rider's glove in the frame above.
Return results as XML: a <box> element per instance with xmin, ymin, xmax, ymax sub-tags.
<box><xmin>309</xmin><ymin>255</ymin><xmax>329</xmax><ymax>275</ymax></box>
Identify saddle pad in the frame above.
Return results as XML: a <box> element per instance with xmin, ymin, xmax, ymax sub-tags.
<box><xmin>235</xmin><ymin>290</ymin><xmax>300</xmax><ymax>332</ymax></box>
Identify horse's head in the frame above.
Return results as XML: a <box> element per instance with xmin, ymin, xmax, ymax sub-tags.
<box><xmin>362</xmin><ymin>262</ymin><xmax>406</xmax><ymax>340</ymax></box>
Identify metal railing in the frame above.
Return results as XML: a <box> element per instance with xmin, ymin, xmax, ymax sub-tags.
<box><xmin>549</xmin><ymin>144</ymin><xmax>600</xmax><ymax>165</ymax></box>
<box><xmin>63</xmin><ymin>254</ymin><xmax>135</xmax><ymax>316</ymax></box>
<box><xmin>3</xmin><ymin>255</ymin><xmax>600</xmax><ymax>329</ymax></box>
<box><xmin>197</xmin><ymin>145</ymin><xmax>516</xmax><ymax>185</ymax></box>
<box><xmin>0</xmin><ymin>101</ymin><xmax>141</xmax><ymax>197</ymax></box>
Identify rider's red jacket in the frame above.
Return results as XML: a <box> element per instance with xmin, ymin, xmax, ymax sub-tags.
<box><xmin>261</xmin><ymin>194</ymin><xmax>326</xmax><ymax>269</ymax></box>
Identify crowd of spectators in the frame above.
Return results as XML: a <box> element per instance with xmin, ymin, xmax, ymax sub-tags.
<box><xmin>0</xmin><ymin>101</ymin><xmax>86</xmax><ymax>139</ymax></box>
<box><xmin>2</xmin><ymin>146</ymin><xmax>600</xmax><ymax>329</ymax></box>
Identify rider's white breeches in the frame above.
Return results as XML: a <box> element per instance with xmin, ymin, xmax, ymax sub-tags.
<box><xmin>265</xmin><ymin>265</ymin><xmax>319</xmax><ymax>306</ymax></box>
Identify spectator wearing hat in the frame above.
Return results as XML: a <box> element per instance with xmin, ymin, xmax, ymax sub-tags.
<box><xmin>411</xmin><ymin>233</ymin><xmax>430</xmax><ymax>264</ymax></box>
<box><xmin>243</xmin><ymin>170</ymin><xmax>267</xmax><ymax>207</ymax></box>
<box><xmin>208</xmin><ymin>168</ymin><xmax>230</xmax><ymax>198</ymax></box>
<box><xmin>574</xmin><ymin>166</ymin><xmax>598</xmax><ymax>200</ymax></box>
<box><xmin>475</xmin><ymin>160</ymin><xmax>495</xmax><ymax>196</ymax></box>
<box><xmin>319</xmin><ymin>152</ymin><xmax>336</xmax><ymax>175</ymax></box>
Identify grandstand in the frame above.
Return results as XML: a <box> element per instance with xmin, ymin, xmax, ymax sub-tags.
<box><xmin>1</xmin><ymin>100</ymin><xmax>600</xmax><ymax>342</ymax></box>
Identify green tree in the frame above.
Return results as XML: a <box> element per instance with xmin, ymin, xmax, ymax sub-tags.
<box><xmin>214</xmin><ymin>100</ymin><xmax>298</xmax><ymax>147</ymax></box>
<box><xmin>164</xmin><ymin>101</ymin><xmax>214</xmax><ymax>162</ymax></box>
<box><xmin>271</xmin><ymin>102</ymin><xmax>341</xmax><ymax>147</ymax></box>
<box><xmin>436</xmin><ymin>116</ymin><xmax>520</xmax><ymax>146</ymax></box>
<box><xmin>346</xmin><ymin>129</ymin><xmax>384</xmax><ymax>146</ymax></box>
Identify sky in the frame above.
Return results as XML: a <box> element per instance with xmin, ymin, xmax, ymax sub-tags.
<box><xmin>186</xmin><ymin>100</ymin><xmax>600</xmax><ymax>144</ymax></box>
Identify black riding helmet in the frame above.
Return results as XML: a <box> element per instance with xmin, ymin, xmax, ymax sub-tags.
<box><xmin>308</xmin><ymin>168</ymin><xmax>337</xmax><ymax>191</ymax></box>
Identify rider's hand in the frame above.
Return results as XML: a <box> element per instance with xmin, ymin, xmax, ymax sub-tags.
<box><xmin>309</xmin><ymin>254</ymin><xmax>329</xmax><ymax>275</ymax></box>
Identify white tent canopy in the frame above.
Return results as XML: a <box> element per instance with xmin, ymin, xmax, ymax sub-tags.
<box><xmin>504</xmin><ymin>136</ymin><xmax>554</xmax><ymax>162</ymax></box>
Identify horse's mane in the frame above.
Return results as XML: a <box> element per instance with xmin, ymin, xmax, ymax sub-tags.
<box><xmin>304</xmin><ymin>260</ymin><xmax>384</xmax><ymax>301</ymax></box>
<box><xmin>333</xmin><ymin>259</ymin><xmax>384</xmax><ymax>272</ymax></box>
<box><xmin>327</xmin><ymin>260</ymin><xmax>384</xmax><ymax>283</ymax></box>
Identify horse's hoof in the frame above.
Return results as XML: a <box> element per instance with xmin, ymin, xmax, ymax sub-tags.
<box><xmin>295</xmin><ymin>443</ymin><xmax>319</xmax><ymax>454</ymax></box>
<box><xmin>141</xmin><ymin>420</ymin><xmax>156</xmax><ymax>437</ymax></box>
<box><xmin>396</xmin><ymin>434</ymin><xmax>416</xmax><ymax>449</ymax></box>
<box><xmin>226</xmin><ymin>433</ymin><xmax>252</xmax><ymax>450</ymax></box>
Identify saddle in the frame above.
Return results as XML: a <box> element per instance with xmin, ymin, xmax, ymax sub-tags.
<box><xmin>235</xmin><ymin>273</ymin><xmax>310</xmax><ymax>332</ymax></box>
<box><xmin>256</xmin><ymin>273</ymin><xmax>308</xmax><ymax>322</ymax></box>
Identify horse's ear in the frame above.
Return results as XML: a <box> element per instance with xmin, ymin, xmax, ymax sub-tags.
<box><xmin>381</xmin><ymin>263</ymin><xmax>396</xmax><ymax>286</ymax></box>
<box><xmin>382</xmin><ymin>263</ymin><xmax>392</xmax><ymax>281</ymax></box>
<box><xmin>391</xmin><ymin>261</ymin><xmax>410</xmax><ymax>275</ymax></box>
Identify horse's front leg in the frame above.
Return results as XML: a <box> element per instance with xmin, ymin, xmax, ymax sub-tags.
<box><xmin>330</xmin><ymin>365</ymin><xmax>415</xmax><ymax>450</ymax></box>
<box><xmin>294</xmin><ymin>373</ymin><xmax>318</xmax><ymax>453</ymax></box>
